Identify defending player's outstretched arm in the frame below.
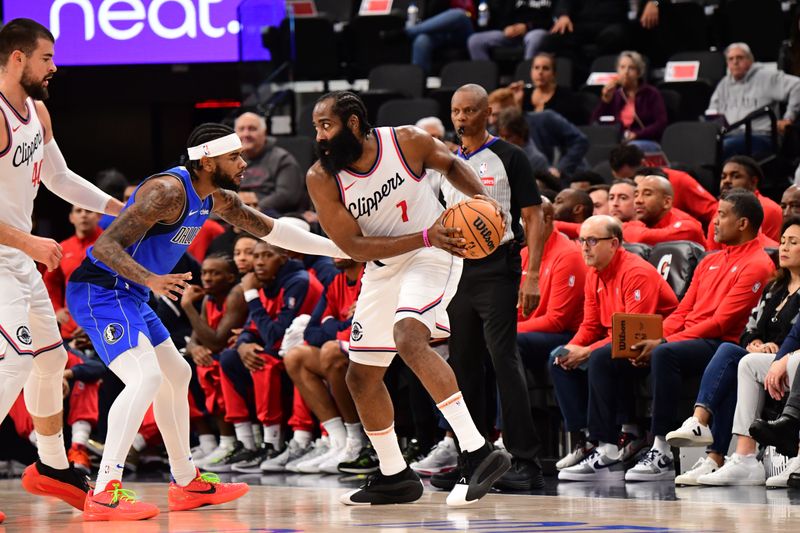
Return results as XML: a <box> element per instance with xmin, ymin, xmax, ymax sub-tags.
<box><xmin>210</xmin><ymin>188</ymin><xmax>349</xmax><ymax>259</ymax></box>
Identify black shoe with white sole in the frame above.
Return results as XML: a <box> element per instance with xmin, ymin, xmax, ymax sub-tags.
<box><xmin>339</xmin><ymin>466</ymin><xmax>424</xmax><ymax>505</ymax></box>
<box><xmin>446</xmin><ymin>442</ymin><xmax>511</xmax><ymax>506</ymax></box>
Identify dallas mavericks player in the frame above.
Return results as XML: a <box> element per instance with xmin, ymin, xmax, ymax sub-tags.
<box><xmin>0</xmin><ymin>19</ymin><xmax>125</xmax><ymax>521</ymax></box>
<box><xmin>67</xmin><ymin>123</ymin><xmax>346</xmax><ymax>521</ymax></box>
<box><xmin>306</xmin><ymin>91</ymin><xmax>511</xmax><ymax>507</ymax></box>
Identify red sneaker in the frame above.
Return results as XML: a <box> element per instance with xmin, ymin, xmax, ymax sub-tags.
<box><xmin>168</xmin><ymin>470</ymin><xmax>249</xmax><ymax>511</ymax></box>
<box><xmin>21</xmin><ymin>460</ymin><xmax>90</xmax><ymax>510</ymax></box>
<box><xmin>68</xmin><ymin>444</ymin><xmax>92</xmax><ymax>475</ymax></box>
<box><xmin>84</xmin><ymin>480</ymin><xmax>160</xmax><ymax>521</ymax></box>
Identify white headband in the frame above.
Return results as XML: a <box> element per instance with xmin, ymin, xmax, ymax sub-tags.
<box><xmin>187</xmin><ymin>133</ymin><xmax>242</xmax><ymax>160</ymax></box>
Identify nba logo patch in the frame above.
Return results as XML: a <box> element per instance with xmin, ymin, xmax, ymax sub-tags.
<box><xmin>634</xmin><ymin>289</ymin><xmax>641</xmax><ymax>301</ymax></box>
<box><xmin>103</xmin><ymin>323</ymin><xmax>124</xmax><ymax>345</ymax></box>
<box><xmin>479</xmin><ymin>162</ymin><xmax>488</xmax><ymax>176</ymax></box>
<box><xmin>753</xmin><ymin>282</ymin><xmax>762</xmax><ymax>293</ymax></box>
<box><xmin>568</xmin><ymin>275</ymin><xmax>575</xmax><ymax>287</ymax></box>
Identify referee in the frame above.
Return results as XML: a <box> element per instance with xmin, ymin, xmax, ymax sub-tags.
<box><xmin>436</xmin><ymin>84</ymin><xmax>546</xmax><ymax>490</ymax></box>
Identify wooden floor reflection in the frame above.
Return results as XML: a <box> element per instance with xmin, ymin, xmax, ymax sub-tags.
<box><xmin>2</xmin><ymin>478</ymin><xmax>800</xmax><ymax>532</ymax></box>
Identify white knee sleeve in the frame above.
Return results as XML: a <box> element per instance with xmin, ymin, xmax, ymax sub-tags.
<box><xmin>24</xmin><ymin>347</ymin><xmax>67</xmax><ymax>418</ymax></box>
<box><xmin>0</xmin><ymin>350</ymin><xmax>34</xmax><ymax>420</ymax></box>
<box><xmin>154</xmin><ymin>338</ymin><xmax>191</xmax><ymax>388</ymax></box>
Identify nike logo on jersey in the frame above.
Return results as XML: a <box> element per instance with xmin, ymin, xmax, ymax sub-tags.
<box><xmin>188</xmin><ymin>210</ymin><xmax>199</xmax><ymax>216</ymax></box>
<box><xmin>12</xmin><ymin>124</ymin><xmax>20</xmax><ymax>132</ymax></box>
<box><xmin>709</xmin><ymin>265</ymin><xmax>720</xmax><ymax>270</ymax></box>
<box><xmin>344</xmin><ymin>181</ymin><xmax>356</xmax><ymax>191</ymax></box>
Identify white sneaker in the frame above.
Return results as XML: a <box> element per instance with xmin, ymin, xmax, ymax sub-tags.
<box><xmin>260</xmin><ymin>439</ymin><xmax>311</xmax><ymax>472</ymax></box>
<box><xmin>675</xmin><ymin>456</ymin><xmax>719</xmax><ymax>486</ymax></box>
<box><xmin>556</xmin><ymin>442</ymin><xmax>595</xmax><ymax>470</ymax></box>
<box><xmin>318</xmin><ymin>439</ymin><xmax>363</xmax><ymax>474</ymax></box>
<box><xmin>558</xmin><ymin>448</ymin><xmax>625</xmax><ymax>482</ymax></box>
<box><xmin>410</xmin><ymin>438</ymin><xmax>458</xmax><ymax>476</ymax></box>
<box><xmin>697</xmin><ymin>454</ymin><xmax>765</xmax><ymax>486</ymax></box>
<box><xmin>289</xmin><ymin>438</ymin><xmax>330</xmax><ymax>473</ymax></box>
<box><xmin>666</xmin><ymin>417</ymin><xmax>714</xmax><ymax>448</ymax></box>
<box><xmin>493</xmin><ymin>436</ymin><xmax>505</xmax><ymax>450</ymax></box>
<box><xmin>625</xmin><ymin>448</ymin><xmax>675</xmax><ymax>481</ymax></box>
<box><xmin>194</xmin><ymin>442</ymin><xmax>234</xmax><ymax>469</ymax></box>
<box><xmin>190</xmin><ymin>445</ymin><xmax>209</xmax><ymax>463</ymax></box>
<box><xmin>766</xmin><ymin>456</ymin><xmax>800</xmax><ymax>488</ymax></box>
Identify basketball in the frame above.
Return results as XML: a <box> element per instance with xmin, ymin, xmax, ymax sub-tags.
<box><xmin>441</xmin><ymin>198</ymin><xmax>504</xmax><ymax>259</ymax></box>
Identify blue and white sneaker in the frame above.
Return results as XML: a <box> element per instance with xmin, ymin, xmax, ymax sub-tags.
<box><xmin>558</xmin><ymin>447</ymin><xmax>625</xmax><ymax>482</ymax></box>
<box><xmin>625</xmin><ymin>448</ymin><xmax>675</xmax><ymax>481</ymax></box>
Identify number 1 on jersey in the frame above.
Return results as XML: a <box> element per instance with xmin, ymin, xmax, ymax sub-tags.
<box><xmin>396</xmin><ymin>200</ymin><xmax>409</xmax><ymax>222</ymax></box>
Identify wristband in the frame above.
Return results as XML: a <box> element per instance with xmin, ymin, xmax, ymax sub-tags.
<box><xmin>244</xmin><ymin>289</ymin><xmax>260</xmax><ymax>302</ymax></box>
<box><xmin>422</xmin><ymin>228</ymin><xmax>432</xmax><ymax>248</ymax></box>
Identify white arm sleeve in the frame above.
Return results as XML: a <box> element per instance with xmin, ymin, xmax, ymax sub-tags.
<box><xmin>261</xmin><ymin>218</ymin><xmax>349</xmax><ymax>259</ymax></box>
<box><xmin>41</xmin><ymin>139</ymin><xmax>114</xmax><ymax>213</ymax></box>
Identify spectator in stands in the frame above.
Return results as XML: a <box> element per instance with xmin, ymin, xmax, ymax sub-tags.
<box><xmin>591</xmin><ymin>51</ymin><xmax>668</xmax><ymax>150</ymax></box>
<box><xmin>556</xmin><ymin>215</ymin><xmax>678</xmax><ymax>477</ymax></box>
<box><xmin>781</xmin><ymin>185</ymin><xmax>800</xmax><ymax>220</ymax></box>
<box><xmin>212</xmin><ymin>242</ymin><xmax>322</xmax><ymax>473</ymax></box>
<box><xmin>232</xmin><ymin>233</ymin><xmax>258</xmax><ymax>275</ymax></box>
<box><xmin>710</xmin><ymin>42</ymin><xmax>800</xmax><ymax>159</ymax></box>
<box><xmin>567</xmin><ymin>170</ymin><xmax>606</xmax><ymax>191</ymax></box>
<box><xmin>181</xmin><ymin>254</ymin><xmax>248</xmax><ymax>469</ymax></box>
<box><xmin>554</xmin><ymin>188</ymin><xmax>593</xmax><ymax>225</ymax></box>
<box><xmin>516</xmin><ymin>199</ymin><xmax>586</xmax><ymax>454</ymax></box>
<box><xmin>280</xmin><ymin>258</ymin><xmax>366</xmax><ymax>474</ymax></box>
<box><xmin>538</xmin><ymin>0</ymin><xmax>629</xmax><ymax>81</ymax></box>
<box><xmin>617</xmin><ymin>190</ymin><xmax>775</xmax><ymax>482</ymax></box>
<box><xmin>667</xmin><ymin>216</ymin><xmax>800</xmax><ymax>487</ymax></box>
<box><xmin>624</xmin><ymin>174</ymin><xmax>705</xmax><ymax>247</ymax></box>
<box><xmin>588</xmin><ymin>184</ymin><xmax>610</xmax><ymax>216</ymax></box>
<box><xmin>467</xmin><ymin>1</ymin><xmax>552</xmax><ymax>62</ymax></box>
<box><xmin>510</xmin><ymin>53</ymin><xmax>584</xmax><ymax>125</ymax></box>
<box><xmin>235</xmin><ymin>111</ymin><xmax>307</xmax><ymax>214</ymax></box>
<box><xmin>488</xmin><ymin>88</ymin><xmax>589</xmax><ymax>177</ymax></box>
<box><xmin>608</xmin><ymin>179</ymin><xmax>636</xmax><ymax>222</ymax></box>
<box><xmin>609</xmin><ymin>144</ymin><xmax>717</xmax><ymax>228</ymax></box>
<box><xmin>63</xmin><ymin>345</ymin><xmax>105</xmax><ymax>475</ymax></box>
<box><xmin>706</xmin><ymin>156</ymin><xmax>782</xmax><ymax>248</ymax></box>
<box><xmin>44</xmin><ymin>205</ymin><xmax>102</xmax><ymax>340</ymax></box>
<box><xmin>495</xmin><ymin>107</ymin><xmax>551</xmax><ymax>177</ymax></box>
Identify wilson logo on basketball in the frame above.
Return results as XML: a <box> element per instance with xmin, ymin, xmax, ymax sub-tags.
<box><xmin>473</xmin><ymin>217</ymin><xmax>495</xmax><ymax>251</ymax></box>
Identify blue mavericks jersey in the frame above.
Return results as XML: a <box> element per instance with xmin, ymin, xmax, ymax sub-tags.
<box><xmin>83</xmin><ymin>166</ymin><xmax>213</xmax><ymax>300</ymax></box>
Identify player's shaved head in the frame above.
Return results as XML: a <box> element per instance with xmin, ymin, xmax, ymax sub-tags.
<box><xmin>638</xmin><ymin>175</ymin><xmax>673</xmax><ymax>197</ymax></box>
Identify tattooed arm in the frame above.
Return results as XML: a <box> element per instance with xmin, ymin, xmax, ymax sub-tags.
<box><xmin>212</xmin><ymin>189</ymin><xmax>348</xmax><ymax>258</ymax></box>
<box><xmin>91</xmin><ymin>176</ymin><xmax>193</xmax><ymax>299</ymax></box>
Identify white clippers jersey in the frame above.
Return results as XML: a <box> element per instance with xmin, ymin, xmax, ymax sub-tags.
<box><xmin>0</xmin><ymin>94</ymin><xmax>44</xmax><ymax>234</ymax></box>
<box><xmin>335</xmin><ymin>127</ymin><xmax>443</xmax><ymax>237</ymax></box>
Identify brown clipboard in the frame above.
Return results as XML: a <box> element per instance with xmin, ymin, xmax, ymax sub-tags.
<box><xmin>611</xmin><ymin>313</ymin><xmax>663</xmax><ymax>359</ymax></box>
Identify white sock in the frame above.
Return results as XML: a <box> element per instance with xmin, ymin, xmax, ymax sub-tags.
<box><xmin>252</xmin><ymin>423</ymin><xmax>263</xmax><ymax>448</ymax></box>
<box><xmin>293</xmin><ymin>430</ymin><xmax>312</xmax><ymax>447</ymax></box>
<box><xmin>94</xmin><ymin>462</ymin><xmax>124</xmax><ymax>493</ymax></box>
<box><xmin>322</xmin><ymin>417</ymin><xmax>347</xmax><ymax>449</ymax></box>
<box><xmin>234</xmin><ymin>422</ymin><xmax>256</xmax><ymax>450</ymax></box>
<box><xmin>621</xmin><ymin>424</ymin><xmax>640</xmax><ymax>437</ymax></box>
<box><xmin>29</xmin><ymin>432</ymin><xmax>37</xmax><ymax>445</ymax></box>
<box><xmin>36</xmin><ymin>431</ymin><xmax>69</xmax><ymax>470</ymax></box>
<box><xmin>198</xmin><ymin>434</ymin><xmax>217</xmax><ymax>454</ymax></box>
<box><xmin>345</xmin><ymin>422</ymin><xmax>364</xmax><ymax>443</ymax></box>
<box><xmin>739</xmin><ymin>453</ymin><xmax>758</xmax><ymax>463</ymax></box>
<box><xmin>71</xmin><ymin>421</ymin><xmax>91</xmax><ymax>447</ymax></box>
<box><xmin>365</xmin><ymin>424</ymin><xmax>406</xmax><ymax>476</ymax></box>
<box><xmin>436</xmin><ymin>392</ymin><xmax>485</xmax><ymax>453</ymax></box>
<box><xmin>442</xmin><ymin>435</ymin><xmax>456</xmax><ymax>448</ymax></box>
<box><xmin>653</xmin><ymin>435</ymin><xmax>672</xmax><ymax>456</ymax></box>
<box><xmin>263</xmin><ymin>424</ymin><xmax>281</xmax><ymax>449</ymax></box>
<box><xmin>132</xmin><ymin>433</ymin><xmax>147</xmax><ymax>452</ymax></box>
<box><xmin>220</xmin><ymin>435</ymin><xmax>236</xmax><ymax>448</ymax></box>
<box><xmin>598</xmin><ymin>442</ymin><xmax>618</xmax><ymax>457</ymax></box>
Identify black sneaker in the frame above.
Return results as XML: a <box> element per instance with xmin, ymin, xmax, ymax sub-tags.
<box><xmin>430</xmin><ymin>467</ymin><xmax>460</xmax><ymax>490</ymax></box>
<box><xmin>232</xmin><ymin>443</ymin><xmax>279</xmax><ymax>473</ymax></box>
<box><xmin>445</xmin><ymin>441</ymin><xmax>511</xmax><ymax>506</ymax></box>
<box><xmin>494</xmin><ymin>458</ymin><xmax>544</xmax><ymax>491</ymax></box>
<box><xmin>204</xmin><ymin>441</ymin><xmax>252</xmax><ymax>473</ymax></box>
<box><xmin>750</xmin><ymin>416</ymin><xmax>800</xmax><ymax>458</ymax></box>
<box><xmin>338</xmin><ymin>444</ymin><xmax>380</xmax><ymax>474</ymax></box>
<box><xmin>339</xmin><ymin>466</ymin><xmax>423</xmax><ymax>505</ymax></box>
<box><xmin>21</xmin><ymin>460</ymin><xmax>91</xmax><ymax>511</ymax></box>
<box><xmin>402</xmin><ymin>439</ymin><xmax>426</xmax><ymax>464</ymax></box>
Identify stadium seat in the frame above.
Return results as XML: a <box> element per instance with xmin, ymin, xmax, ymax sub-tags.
<box><xmin>295</xmin><ymin>102</ymin><xmax>316</xmax><ymax>138</ymax></box>
<box><xmin>579</xmin><ymin>125</ymin><xmax>620</xmax><ymax>146</ymax></box>
<box><xmin>315</xmin><ymin>0</ymin><xmax>355</xmax><ymax>23</ymax></box>
<box><xmin>262</xmin><ymin>17</ymin><xmax>340</xmax><ymax>82</ymax></box>
<box><xmin>430</xmin><ymin>60</ymin><xmax>499</xmax><ymax>125</ymax></box>
<box><xmin>623</xmin><ymin>242</ymin><xmax>653</xmax><ymax>261</ymax></box>
<box><xmin>718</xmin><ymin>0</ymin><xmax>785</xmax><ymax>62</ymax></box>
<box><xmin>659</xmin><ymin>88</ymin><xmax>682</xmax><ymax>124</ymax></box>
<box><xmin>660</xmin><ymin>121</ymin><xmax>721</xmax><ymax>192</ymax></box>
<box><xmin>667</xmin><ymin>51</ymin><xmax>726</xmax><ymax>86</ymax></box>
<box><xmin>648</xmin><ymin>240</ymin><xmax>706</xmax><ymax>300</ymax></box>
<box><xmin>274</xmin><ymin>136</ymin><xmax>316</xmax><ymax>174</ymax></box>
<box><xmin>585</xmin><ymin>144</ymin><xmax>617</xmax><ymax>168</ymax></box>
<box><xmin>343</xmin><ymin>15</ymin><xmax>409</xmax><ymax>78</ymax></box>
<box><xmin>653</xmin><ymin>3</ymin><xmax>711</xmax><ymax>60</ymax></box>
<box><xmin>656</xmin><ymin>80</ymin><xmax>714</xmax><ymax>122</ymax></box>
<box><xmin>512</xmin><ymin>57</ymin><xmax>573</xmax><ymax>89</ymax></box>
<box><xmin>376</xmin><ymin>98</ymin><xmax>440</xmax><ymax>127</ymax></box>
<box><xmin>361</xmin><ymin>64</ymin><xmax>426</xmax><ymax>123</ymax></box>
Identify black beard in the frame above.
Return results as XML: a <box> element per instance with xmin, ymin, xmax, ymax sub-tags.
<box><xmin>315</xmin><ymin>127</ymin><xmax>364</xmax><ymax>175</ymax></box>
<box><xmin>21</xmin><ymin>71</ymin><xmax>49</xmax><ymax>100</ymax></box>
<box><xmin>212</xmin><ymin>166</ymin><xmax>240</xmax><ymax>192</ymax></box>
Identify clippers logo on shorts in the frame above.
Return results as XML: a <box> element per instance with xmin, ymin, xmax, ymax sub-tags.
<box><xmin>347</xmin><ymin>173</ymin><xmax>405</xmax><ymax>220</ymax></box>
<box><xmin>171</xmin><ymin>226</ymin><xmax>202</xmax><ymax>246</ymax></box>
<box><xmin>103</xmin><ymin>323</ymin><xmax>124</xmax><ymax>345</ymax></box>
<box><xmin>351</xmin><ymin>321</ymin><xmax>364</xmax><ymax>342</ymax></box>
<box><xmin>16</xmin><ymin>326</ymin><xmax>32</xmax><ymax>346</ymax></box>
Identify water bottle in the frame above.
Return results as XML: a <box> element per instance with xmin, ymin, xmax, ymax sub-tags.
<box><xmin>406</xmin><ymin>2</ymin><xmax>419</xmax><ymax>29</ymax></box>
<box><xmin>477</xmin><ymin>1</ymin><xmax>490</xmax><ymax>28</ymax></box>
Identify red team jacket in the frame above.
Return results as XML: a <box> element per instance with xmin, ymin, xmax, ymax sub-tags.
<box><xmin>569</xmin><ymin>248</ymin><xmax>679</xmax><ymax>351</ymax></box>
<box><xmin>663</xmin><ymin>168</ymin><xmax>718</xmax><ymax>228</ymax></box>
<box><xmin>622</xmin><ymin>209</ymin><xmax>706</xmax><ymax>247</ymax></box>
<box><xmin>705</xmin><ymin>191</ymin><xmax>783</xmax><ymax>250</ymax></box>
<box><xmin>664</xmin><ymin>238</ymin><xmax>775</xmax><ymax>343</ymax></box>
<box><xmin>517</xmin><ymin>231</ymin><xmax>586</xmax><ymax>334</ymax></box>
<box><xmin>323</xmin><ymin>269</ymin><xmax>363</xmax><ymax>342</ymax></box>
